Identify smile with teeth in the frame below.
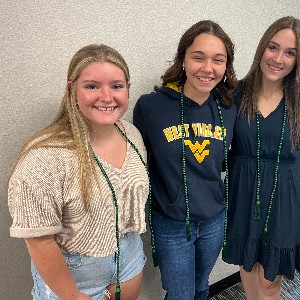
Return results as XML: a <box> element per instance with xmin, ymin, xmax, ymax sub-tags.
<box><xmin>196</xmin><ymin>76</ymin><xmax>214</xmax><ymax>82</ymax></box>
<box><xmin>96</xmin><ymin>106</ymin><xmax>116</xmax><ymax>111</ymax></box>
<box><xmin>268</xmin><ymin>64</ymin><xmax>283</xmax><ymax>71</ymax></box>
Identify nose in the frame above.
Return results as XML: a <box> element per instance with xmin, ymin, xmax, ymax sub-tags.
<box><xmin>272</xmin><ymin>51</ymin><xmax>284</xmax><ymax>64</ymax></box>
<box><xmin>99</xmin><ymin>88</ymin><xmax>112</xmax><ymax>102</ymax></box>
<box><xmin>201</xmin><ymin>59</ymin><xmax>213</xmax><ymax>72</ymax></box>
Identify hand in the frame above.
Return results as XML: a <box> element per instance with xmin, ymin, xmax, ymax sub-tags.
<box><xmin>25</xmin><ymin>237</ymin><xmax>92</xmax><ymax>300</ymax></box>
<box><xmin>74</xmin><ymin>292</ymin><xmax>92</xmax><ymax>300</ymax></box>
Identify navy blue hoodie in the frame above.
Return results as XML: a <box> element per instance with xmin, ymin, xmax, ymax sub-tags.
<box><xmin>133</xmin><ymin>85</ymin><xmax>237</xmax><ymax>222</ymax></box>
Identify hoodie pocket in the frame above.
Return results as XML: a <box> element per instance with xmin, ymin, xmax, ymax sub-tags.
<box><xmin>166</xmin><ymin>180</ymin><xmax>225</xmax><ymax>221</ymax></box>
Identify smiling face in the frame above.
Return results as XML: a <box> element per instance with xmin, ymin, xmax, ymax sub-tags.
<box><xmin>74</xmin><ymin>61</ymin><xmax>129</xmax><ymax>129</ymax></box>
<box><xmin>183</xmin><ymin>33</ymin><xmax>227</xmax><ymax>104</ymax></box>
<box><xmin>260</xmin><ymin>28</ymin><xmax>297</xmax><ymax>85</ymax></box>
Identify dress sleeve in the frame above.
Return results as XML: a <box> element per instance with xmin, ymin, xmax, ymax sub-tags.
<box><xmin>8</xmin><ymin>148</ymin><xmax>65</xmax><ymax>238</ymax></box>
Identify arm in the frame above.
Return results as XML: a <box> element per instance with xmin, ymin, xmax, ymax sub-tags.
<box><xmin>133</xmin><ymin>98</ymin><xmax>151</xmax><ymax>156</ymax></box>
<box><xmin>25</xmin><ymin>235</ymin><xmax>91</xmax><ymax>300</ymax></box>
<box><xmin>133</xmin><ymin>98</ymin><xmax>147</xmax><ymax>142</ymax></box>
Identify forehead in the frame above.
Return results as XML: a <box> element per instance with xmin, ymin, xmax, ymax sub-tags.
<box><xmin>187</xmin><ymin>33</ymin><xmax>227</xmax><ymax>54</ymax></box>
<box><xmin>79</xmin><ymin>61</ymin><xmax>126</xmax><ymax>79</ymax></box>
<box><xmin>271</xmin><ymin>28</ymin><xmax>297</xmax><ymax>48</ymax></box>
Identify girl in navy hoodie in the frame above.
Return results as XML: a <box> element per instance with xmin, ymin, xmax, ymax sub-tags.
<box><xmin>134</xmin><ymin>20</ymin><xmax>237</xmax><ymax>300</ymax></box>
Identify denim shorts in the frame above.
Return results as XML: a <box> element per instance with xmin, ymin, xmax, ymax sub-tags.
<box><xmin>31</xmin><ymin>232</ymin><xmax>146</xmax><ymax>300</ymax></box>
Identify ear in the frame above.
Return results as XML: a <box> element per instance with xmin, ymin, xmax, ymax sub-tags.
<box><xmin>67</xmin><ymin>81</ymin><xmax>73</xmax><ymax>90</ymax></box>
<box><xmin>127</xmin><ymin>81</ymin><xmax>131</xmax><ymax>89</ymax></box>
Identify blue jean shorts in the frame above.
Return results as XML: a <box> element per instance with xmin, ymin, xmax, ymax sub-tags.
<box><xmin>31</xmin><ymin>232</ymin><xmax>146</xmax><ymax>300</ymax></box>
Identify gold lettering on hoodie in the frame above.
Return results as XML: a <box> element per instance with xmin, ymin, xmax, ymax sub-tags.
<box><xmin>163</xmin><ymin>123</ymin><xmax>226</xmax><ymax>142</ymax></box>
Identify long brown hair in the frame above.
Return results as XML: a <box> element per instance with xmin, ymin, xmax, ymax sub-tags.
<box><xmin>11</xmin><ymin>44</ymin><xmax>130</xmax><ymax>209</ymax></box>
<box><xmin>239</xmin><ymin>16</ymin><xmax>300</xmax><ymax>149</ymax></box>
<box><xmin>161</xmin><ymin>20</ymin><xmax>236</xmax><ymax>106</ymax></box>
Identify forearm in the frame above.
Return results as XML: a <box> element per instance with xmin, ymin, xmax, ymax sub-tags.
<box><xmin>25</xmin><ymin>236</ymin><xmax>90</xmax><ymax>300</ymax></box>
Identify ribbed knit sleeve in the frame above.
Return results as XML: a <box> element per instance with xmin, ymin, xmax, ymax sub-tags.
<box><xmin>8</xmin><ymin>147</ymin><xmax>67</xmax><ymax>238</ymax></box>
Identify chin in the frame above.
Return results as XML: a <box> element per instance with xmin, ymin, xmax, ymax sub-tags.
<box><xmin>197</xmin><ymin>86</ymin><xmax>215</xmax><ymax>93</ymax></box>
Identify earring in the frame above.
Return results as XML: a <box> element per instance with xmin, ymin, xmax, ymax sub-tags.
<box><xmin>182</xmin><ymin>65</ymin><xmax>185</xmax><ymax>71</ymax></box>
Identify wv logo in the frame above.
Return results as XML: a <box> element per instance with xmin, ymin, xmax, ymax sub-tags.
<box><xmin>184</xmin><ymin>140</ymin><xmax>210</xmax><ymax>163</ymax></box>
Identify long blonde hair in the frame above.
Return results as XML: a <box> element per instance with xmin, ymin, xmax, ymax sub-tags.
<box><xmin>12</xmin><ymin>44</ymin><xmax>130</xmax><ymax>209</ymax></box>
<box><xmin>239</xmin><ymin>16</ymin><xmax>300</xmax><ymax>149</ymax></box>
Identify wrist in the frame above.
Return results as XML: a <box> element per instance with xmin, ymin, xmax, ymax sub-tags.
<box><xmin>73</xmin><ymin>292</ymin><xmax>91</xmax><ymax>300</ymax></box>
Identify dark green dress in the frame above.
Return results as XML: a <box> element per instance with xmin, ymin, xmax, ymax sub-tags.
<box><xmin>223</xmin><ymin>88</ymin><xmax>300</xmax><ymax>281</ymax></box>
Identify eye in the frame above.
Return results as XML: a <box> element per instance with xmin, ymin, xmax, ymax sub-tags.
<box><xmin>86</xmin><ymin>84</ymin><xmax>97</xmax><ymax>90</ymax></box>
<box><xmin>214</xmin><ymin>58</ymin><xmax>225</xmax><ymax>63</ymax></box>
<box><xmin>267</xmin><ymin>44</ymin><xmax>277</xmax><ymax>51</ymax></box>
<box><xmin>112</xmin><ymin>84</ymin><xmax>124</xmax><ymax>90</ymax></box>
<box><xmin>286</xmin><ymin>50</ymin><xmax>296</xmax><ymax>57</ymax></box>
<box><xmin>193</xmin><ymin>56</ymin><xmax>204</xmax><ymax>61</ymax></box>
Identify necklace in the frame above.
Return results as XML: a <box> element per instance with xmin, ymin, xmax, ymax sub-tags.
<box><xmin>254</xmin><ymin>102</ymin><xmax>287</xmax><ymax>245</ymax></box>
<box><xmin>180</xmin><ymin>88</ymin><xmax>229</xmax><ymax>256</ymax></box>
<box><xmin>261</xmin><ymin>90</ymin><xmax>283</xmax><ymax>102</ymax></box>
<box><xmin>114</xmin><ymin>123</ymin><xmax>158</xmax><ymax>267</ymax></box>
<box><xmin>92</xmin><ymin>123</ymin><xmax>151</xmax><ymax>300</ymax></box>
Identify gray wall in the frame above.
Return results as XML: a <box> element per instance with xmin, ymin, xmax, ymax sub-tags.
<box><xmin>1</xmin><ymin>1</ymin><xmax>299</xmax><ymax>299</ymax></box>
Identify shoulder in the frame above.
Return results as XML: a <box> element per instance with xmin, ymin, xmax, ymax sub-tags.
<box><xmin>134</xmin><ymin>91</ymin><xmax>164</xmax><ymax>126</ymax></box>
<box><xmin>136</xmin><ymin>90</ymin><xmax>163</xmax><ymax>106</ymax></box>
<box><xmin>121</xmin><ymin>120</ymin><xmax>140</xmax><ymax>134</ymax></box>
<box><xmin>135</xmin><ymin>88</ymin><xmax>179</xmax><ymax>119</ymax></box>
<box><xmin>215</xmin><ymin>91</ymin><xmax>237</xmax><ymax>116</ymax></box>
<box><xmin>11</xmin><ymin>147</ymin><xmax>75</xmax><ymax>185</ymax></box>
<box><xmin>137</xmin><ymin>87</ymin><xmax>176</xmax><ymax>105</ymax></box>
<box><xmin>215</xmin><ymin>97</ymin><xmax>237</xmax><ymax>127</ymax></box>
<box><xmin>23</xmin><ymin>147</ymin><xmax>73</xmax><ymax>164</ymax></box>
<box><xmin>221</xmin><ymin>103</ymin><xmax>237</xmax><ymax>126</ymax></box>
<box><xmin>224</xmin><ymin>101</ymin><xmax>237</xmax><ymax>115</ymax></box>
<box><xmin>120</xmin><ymin>120</ymin><xmax>144</xmax><ymax>141</ymax></box>
<box><xmin>233</xmin><ymin>81</ymin><xmax>245</xmax><ymax>107</ymax></box>
<box><xmin>119</xmin><ymin>120</ymin><xmax>147</xmax><ymax>157</ymax></box>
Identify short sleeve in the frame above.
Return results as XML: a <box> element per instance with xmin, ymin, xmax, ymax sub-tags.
<box><xmin>8</xmin><ymin>148</ymin><xmax>65</xmax><ymax>238</ymax></box>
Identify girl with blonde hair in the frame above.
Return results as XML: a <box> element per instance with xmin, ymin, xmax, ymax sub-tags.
<box><xmin>8</xmin><ymin>44</ymin><xmax>149</xmax><ymax>300</ymax></box>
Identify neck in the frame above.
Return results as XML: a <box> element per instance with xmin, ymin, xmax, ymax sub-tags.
<box><xmin>183</xmin><ymin>84</ymin><xmax>210</xmax><ymax>105</ymax></box>
<box><xmin>89</xmin><ymin>123</ymin><xmax>117</xmax><ymax>146</ymax></box>
<box><xmin>260</xmin><ymin>78</ymin><xmax>283</xmax><ymax>98</ymax></box>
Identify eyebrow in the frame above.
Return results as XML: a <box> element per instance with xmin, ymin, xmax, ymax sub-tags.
<box><xmin>269</xmin><ymin>41</ymin><xmax>297</xmax><ymax>51</ymax></box>
<box><xmin>82</xmin><ymin>79</ymin><xmax>126</xmax><ymax>83</ymax></box>
<box><xmin>191</xmin><ymin>50</ymin><xmax>227</xmax><ymax>58</ymax></box>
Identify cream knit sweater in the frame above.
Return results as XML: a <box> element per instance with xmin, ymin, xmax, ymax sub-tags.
<box><xmin>9</xmin><ymin>120</ymin><xmax>149</xmax><ymax>257</ymax></box>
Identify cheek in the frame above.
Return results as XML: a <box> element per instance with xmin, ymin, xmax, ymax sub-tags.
<box><xmin>259</xmin><ymin>57</ymin><xmax>267</xmax><ymax>72</ymax></box>
<box><xmin>120</xmin><ymin>92</ymin><xmax>129</xmax><ymax>105</ymax></box>
<box><xmin>122</xmin><ymin>99</ymin><xmax>129</xmax><ymax>111</ymax></box>
<box><xmin>76</xmin><ymin>90</ymin><xmax>92</xmax><ymax>105</ymax></box>
<box><xmin>287</xmin><ymin>59</ymin><xmax>296</xmax><ymax>71</ymax></box>
<box><xmin>76</xmin><ymin>92</ymin><xmax>91</xmax><ymax>113</ymax></box>
<box><xmin>186</xmin><ymin>62</ymin><xmax>197</xmax><ymax>73</ymax></box>
<box><xmin>76</xmin><ymin>101</ymin><xmax>87</xmax><ymax>117</ymax></box>
<box><xmin>76</xmin><ymin>90</ymin><xmax>83</xmax><ymax>103</ymax></box>
<box><xmin>185</xmin><ymin>66</ymin><xmax>196</xmax><ymax>80</ymax></box>
<box><xmin>217</xmin><ymin>65</ymin><xmax>227</xmax><ymax>77</ymax></box>
<box><xmin>260</xmin><ymin>51</ymin><xmax>268</xmax><ymax>66</ymax></box>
